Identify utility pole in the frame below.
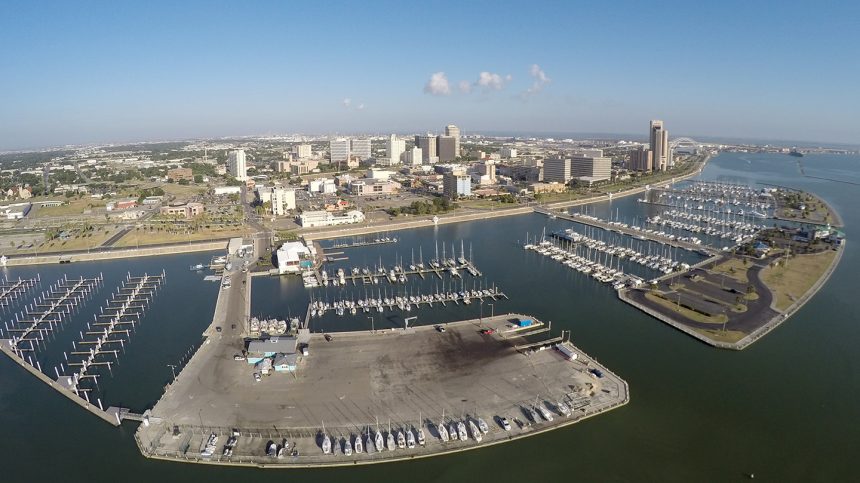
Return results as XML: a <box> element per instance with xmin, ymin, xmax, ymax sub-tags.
<box><xmin>404</xmin><ymin>316</ymin><xmax>416</xmax><ymax>330</ymax></box>
<box><xmin>167</xmin><ymin>363</ymin><xmax>177</xmax><ymax>382</ymax></box>
<box><xmin>368</xmin><ymin>316</ymin><xmax>374</xmax><ymax>333</ymax></box>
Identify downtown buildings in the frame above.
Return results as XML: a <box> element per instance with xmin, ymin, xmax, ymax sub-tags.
<box><xmin>227</xmin><ymin>149</ymin><xmax>247</xmax><ymax>181</ymax></box>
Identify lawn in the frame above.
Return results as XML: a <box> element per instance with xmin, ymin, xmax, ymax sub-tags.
<box><xmin>19</xmin><ymin>231</ymin><xmax>115</xmax><ymax>253</ymax></box>
<box><xmin>693</xmin><ymin>328</ymin><xmax>746</xmax><ymax>344</ymax></box>
<box><xmin>32</xmin><ymin>198</ymin><xmax>106</xmax><ymax>218</ymax></box>
<box><xmin>458</xmin><ymin>199</ymin><xmax>517</xmax><ymax>210</ymax></box>
<box><xmin>708</xmin><ymin>257</ymin><xmax>751</xmax><ymax>283</ymax></box>
<box><xmin>760</xmin><ymin>249</ymin><xmax>838</xmax><ymax>312</ymax></box>
<box><xmin>114</xmin><ymin>226</ymin><xmax>248</xmax><ymax>247</ymax></box>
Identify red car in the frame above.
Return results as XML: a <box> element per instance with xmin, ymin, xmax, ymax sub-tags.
<box><xmin>480</xmin><ymin>328</ymin><xmax>496</xmax><ymax>335</ymax></box>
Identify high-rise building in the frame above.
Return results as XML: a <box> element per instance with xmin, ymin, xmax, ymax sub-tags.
<box><xmin>437</xmin><ymin>136</ymin><xmax>457</xmax><ymax>162</ymax></box>
<box><xmin>443</xmin><ymin>170</ymin><xmax>471</xmax><ymax>199</ymax></box>
<box><xmin>227</xmin><ymin>149</ymin><xmax>247</xmax><ymax>181</ymax></box>
<box><xmin>415</xmin><ymin>135</ymin><xmax>437</xmax><ymax>163</ymax></box>
<box><xmin>628</xmin><ymin>146</ymin><xmax>653</xmax><ymax>172</ymax></box>
<box><xmin>403</xmin><ymin>147</ymin><xmax>423</xmax><ymax>166</ymax></box>
<box><xmin>386</xmin><ymin>134</ymin><xmax>405</xmax><ymax>165</ymax></box>
<box><xmin>543</xmin><ymin>156</ymin><xmax>571</xmax><ymax>183</ymax></box>
<box><xmin>445</xmin><ymin>124</ymin><xmax>460</xmax><ymax>157</ymax></box>
<box><xmin>292</xmin><ymin>144</ymin><xmax>312</xmax><ymax>159</ymax></box>
<box><xmin>650</xmin><ymin>120</ymin><xmax>673</xmax><ymax>171</ymax></box>
<box><xmin>351</xmin><ymin>138</ymin><xmax>372</xmax><ymax>160</ymax></box>
<box><xmin>570</xmin><ymin>149</ymin><xmax>611</xmax><ymax>181</ymax></box>
<box><xmin>271</xmin><ymin>187</ymin><xmax>296</xmax><ymax>216</ymax></box>
<box><xmin>500</xmin><ymin>147</ymin><xmax>517</xmax><ymax>158</ymax></box>
<box><xmin>329</xmin><ymin>138</ymin><xmax>351</xmax><ymax>164</ymax></box>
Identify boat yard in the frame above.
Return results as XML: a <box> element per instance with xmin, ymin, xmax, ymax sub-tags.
<box><xmin>135</xmin><ymin>314</ymin><xmax>629</xmax><ymax>467</ymax></box>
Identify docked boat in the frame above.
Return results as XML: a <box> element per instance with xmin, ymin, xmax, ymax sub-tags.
<box><xmin>343</xmin><ymin>437</ymin><xmax>352</xmax><ymax>456</ymax></box>
<box><xmin>354</xmin><ymin>434</ymin><xmax>363</xmax><ymax>454</ymax></box>
<box><xmin>374</xmin><ymin>430</ymin><xmax>384</xmax><ymax>452</ymax></box>
<box><xmin>322</xmin><ymin>433</ymin><xmax>331</xmax><ymax>454</ymax></box>
<box><xmin>457</xmin><ymin>421</ymin><xmax>468</xmax><ymax>441</ymax></box>
<box><xmin>477</xmin><ymin>417</ymin><xmax>489</xmax><ymax>434</ymax></box>
<box><xmin>397</xmin><ymin>429</ymin><xmax>406</xmax><ymax>449</ymax></box>
<box><xmin>469</xmin><ymin>420</ymin><xmax>482</xmax><ymax>442</ymax></box>
<box><xmin>438</xmin><ymin>422</ymin><xmax>450</xmax><ymax>442</ymax></box>
<box><xmin>406</xmin><ymin>429</ymin><xmax>416</xmax><ymax>449</ymax></box>
<box><xmin>557</xmin><ymin>401</ymin><xmax>571</xmax><ymax>417</ymax></box>
<box><xmin>449</xmin><ymin>422</ymin><xmax>459</xmax><ymax>440</ymax></box>
<box><xmin>537</xmin><ymin>404</ymin><xmax>553</xmax><ymax>422</ymax></box>
<box><xmin>417</xmin><ymin>426</ymin><xmax>426</xmax><ymax>446</ymax></box>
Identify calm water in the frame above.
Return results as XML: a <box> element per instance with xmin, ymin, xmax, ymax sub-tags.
<box><xmin>1</xmin><ymin>153</ymin><xmax>858</xmax><ymax>481</ymax></box>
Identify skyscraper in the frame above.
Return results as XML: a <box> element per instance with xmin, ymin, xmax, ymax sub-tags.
<box><xmin>351</xmin><ymin>138</ymin><xmax>371</xmax><ymax>160</ymax></box>
<box><xmin>415</xmin><ymin>135</ymin><xmax>437</xmax><ymax>163</ymax></box>
<box><xmin>628</xmin><ymin>146</ymin><xmax>653</xmax><ymax>172</ymax></box>
<box><xmin>543</xmin><ymin>156</ymin><xmax>571</xmax><ymax>183</ymax></box>
<box><xmin>227</xmin><ymin>149</ymin><xmax>247</xmax><ymax>181</ymax></box>
<box><xmin>650</xmin><ymin>120</ymin><xmax>672</xmax><ymax>171</ymax></box>
<box><xmin>329</xmin><ymin>138</ymin><xmax>351</xmax><ymax>164</ymax></box>
<box><xmin>445</xmin><ymin>124</ymin><xmax>460</xmax><ymax>157</ymax></box>
<box><xmin>437</xmin><ymin>136</ymin><xmax>457</xmax><ymax>162</ymax></box>
<box><xmin>386</xmin><ymin>134</ymin><xmax>405</xmax><ymax>165</ymax></box>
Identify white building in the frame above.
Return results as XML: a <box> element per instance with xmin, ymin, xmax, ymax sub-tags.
<box><xmin>213</xmin><ymin>186</ymin><xmax>242</xmax><ymax>196</ymax></box>
<box><xmin>351</xmin><ymin>138</ymin><xmax>372</xmax><ymax>160</ymax></box>
<box><xmin>443</xmin><ymin>171</ymin><xmax>471</xmax><ymax>199</ymax></box>
<box><xmin>329</xmin><ymin>138</ymin><xmax>351</xmax><ymax>164</ymax></box>
<box><xmin>386</xmin><ymin>134</ymin><xmax>405</xmax><ymax>165</ymax></box>
<box><xmin>308</xmin><ymin>178</ymin><xmax>337</xmax><ymax>194</ymax></box>
<box><xmin>272</xmin><ymin>187</ymin><xmax>296</xmax><ymax>215</ymax></box>
<box><xmin>403</xmin><ymin>147</ymin><xmax>423</xmax><ymax>166</ymax></box>
<box><xmin>298</xmin><ymin>210</ymin><xmax>365</xmax><ymax>228</ymax></box>
<box><xmin>276</xmin><ymin>241</ymin><xmax>312</xmax><ymax>273</ymax></box>
<box><xmin>227</xmin><ymin>149</ymin><xmax>247</xmax><ymax>181</ymax></box>
<box><xmin>292</xmin><ymin>144</ymin><xmax>312</xmax><ymax>159</ymax></box>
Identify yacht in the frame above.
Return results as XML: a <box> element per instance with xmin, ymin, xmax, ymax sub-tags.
<box><xmin>469</xmin><ymin>420</ymin><xmax>483</xmax><ymax>442</ymax></box>
<box><xmin>438</xmin><ymin>422</ymin><xmax>450</xmax><ymax>442</ymax></box>
<box><xmin>397</xmin><ymin>429</ymin><xmax>406</xmax><ymax>449</ymax></box>
<box><xmin>477</xmin><ymin>417</ymin><xmax>489</xmax><ymax>434</ymax></box>
<box><xmin>354</xmin><ymin>434</ymin><xmax>363</xmax><ymax>454</ymax></box>
<box><xmin>449</xmin><ymin>422</ymin><xmax>459</xmax><ymax>440</ymax></box>
<box><xmin>343</xmin><ymin>437</ymin><xmax>352</xmax><ymax>456</ymax></box>
<box><xmin>322</xmin><ymin>433</ymin><xmax>331</xmax><ymax>454</ymax></box>
<box><xmin>457</xmin><ymin>421</ymin><xmax>468</xmax><ymax>441</ymax></box>
<box><xmin>416</xmin><ymin>426</ymin><xmax>426</xmax><ymax>446</ymax></box>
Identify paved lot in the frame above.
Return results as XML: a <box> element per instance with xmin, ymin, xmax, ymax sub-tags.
<box><xmin>138</xmin><ymin>314</ymin><xmax>628</xmax><ymax>466</ymax></box>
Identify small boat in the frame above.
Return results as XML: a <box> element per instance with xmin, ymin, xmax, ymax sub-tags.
<box><xmin>469</xmin><ymin>420</ymin><xmax>482</xmax><ymax>442</ymax></box>
<box><xmin>557</xmin><ymin>401</ymin><xmax>571</xmax><ymax>417</ymax></box>
<box><xmin>406</xmin><ymin>429</ymin><xmax>416</xmax><ymax>449</ymax></box>
<box><xmin>354</xmin><ymin>434</ymin><xmax>363</xmax><ymax>454</ymax></box>
<box><xmin>477</xmin><ymin>417</ymin><xmax>489</xmax><ymax>434</ymax></box>
<box><xmin>386</xmin><ymin>420</ymin><xmax>396</xmax><ymax>451</ymax></box>
<box><xmin>266</xmin><ymin>441</ymin><xmax>277</xmax><ymax>457</ymax></box>
<box><xmin>322</xmin><ymin>433</ymin><xmax>331</xmax><ymax>455</ymax></box>
<box><xmin>449</xmin><ymin>422</ymin><xmax>459</xmax><ymax>440</ymax></box>
<box><xmin>417</xmin><ymin>426</ymin><xmax>426</xmax><ymax>446</ymax></box>
<box><xmin>457</xmin><ymin>421</ymin><xmax>468</xmax><ymax>441</ymax></box>
<box><xmin>537</xmin><ymin>404</ymin><xmax>553</xmax><ymax>422</ymax></box>
<box><xmin>343</xmin><ymin>437</ymin><xmax>352</xmax><ymax>456</ymax></box>
<box><xmin>397</xmin><ymin>430</ymin><xmax>406</xmax><ymax>449</ymax></box>
<box><xmin>374</xmin><ymin>430</ymin><xmax>384</xmax><ymax>452</ymax></box>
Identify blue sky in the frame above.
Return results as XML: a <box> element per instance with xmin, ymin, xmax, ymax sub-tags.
<box><xmin>1</xmin><ymin>0</ymin><xmax>858</xmax><ymax>149</ymax></box>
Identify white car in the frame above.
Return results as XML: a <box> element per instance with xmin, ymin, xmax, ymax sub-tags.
<box><xmin>253</xmin><ymin>372</ymin><xmax>261</xmax><ymax>382</ymax></box>
<box><xmin>501</xmin><ymin>417</ymin><xmax>511</xmax><ymax>431</ymax></box>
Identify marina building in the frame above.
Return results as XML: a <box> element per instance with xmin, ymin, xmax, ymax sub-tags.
<box><xmin>227</xmin><ymin>149</ymin><xmax>248</xmax><ymax>181</ymax></box>
<box><xmin>276</xmin><ymin>241</ymin><xmax>313</xmax><ymax>273</ymax></box>
<box><xmin>298</xmin><ymin>209</ymin><xmax>365</xmax><ymax>227</ymax></box>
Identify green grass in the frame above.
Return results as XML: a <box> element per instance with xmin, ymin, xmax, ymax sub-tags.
<box><xmin>760</xmin><ymin>249</ymin><xmax>838</xmax><ymax>311</ymax></box>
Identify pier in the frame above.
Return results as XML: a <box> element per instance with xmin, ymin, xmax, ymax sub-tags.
<box><xmin>57</xmin><ymin>271</ymin><xmax>166</xmax><ymax>399</ymax></box>
<box><xmin>322</xmin><ymin>235</ymin><xmax>398</xmax><ymax>250</ymax></box>
<box><xmin>0</xmin><ymin>275</ymin><xmax>40</xmax><ymax>307</ymax></box>
<box><xmin>535</xmin><ymin>207</ymin><xmax>718</xmax><ymax>256</ymax></box>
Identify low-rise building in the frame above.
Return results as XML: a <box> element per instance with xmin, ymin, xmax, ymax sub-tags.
<box><xmin>530</xmin><ymin>182</ymin><xmax>567</xmax><ymax>194</ymax></box>
<box><xmin>276</xmin><ymin>241</ymin><xmax>314</xmax><ymax>273</ymax></box>
<box><xmin>160</xmin><ymin>202</ymin><xmax>205</xmax><ymax>218</ymax></box>
<box><xmin>349</xmin><ymin>179</ymin><xmax>400</xmax><ymax>196</ymax></box>
<box><xmin>212</xmin><ymin>186</ymin><xmax>241</xmax><ymax>196</ymax></box>
<box><xmin>298</xmin><ymin>210</ymin><xmax>365</xmax><ymax>227</ymax></box>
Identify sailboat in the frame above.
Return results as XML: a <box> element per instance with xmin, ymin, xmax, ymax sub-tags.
<box><xmin>343</xmin><ymin>436</ymin><xmax>352</xmax><ymax>456</ymax></box>
<box><xmin>477</xmin><ymin>417</ymin><xmax>489</xmax><ymax>434</ymax></box>
<box><xmin>321</xmin><ymin>422</ymin><xmax>331</xmax><ymax>454</ymax></box>
<box><xmin>397</xmin><ymin>428</ymin><xmax>406</xmax><ymax>449</ymax></box>
<box><xmin>438</xmin><ymin>413</ymin><xmax>450</xmax><ymax>442</ymax></box>
<box><xmin>457</xmin><ymin>421</ymin><xmax>468</xmax><ymax>441</ymax></box>
<box><xmin>449</xmin><ymin>421</ymin><xmax>459</xmax><ymax>440</ymax></box>
<box><xmin>354</xmin><ymin>433</ymin><xmax>363</xmax><ymax>454</ymax></box>
<box><xmin>406</xmin><ymin>428</ymin><xmax>416</xmax><ymax>449</ymax></box>
<box><xmin>374</xmin><ymin>419</ymin><xmax>384</xmax><ymax>452</ymax></box>
<box><xmin>386</xmin><ymin>420</ymin><xmax>396</xmax><ymax>451</ymax></box>
<box><xmin>417</xmin><ymin>412</ymin><xmax>426</xmax><ymax>446</ymax></box>
<box><xmin>469</xmin><ymin>420</ymin><xmax>482</xmax><ymax>442</ymax></box>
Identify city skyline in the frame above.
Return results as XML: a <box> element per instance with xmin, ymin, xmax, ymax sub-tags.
<box><xmin>1</xmin><ymin>1</ymin><xmax>858</xmax><ymax>150</ymax></box>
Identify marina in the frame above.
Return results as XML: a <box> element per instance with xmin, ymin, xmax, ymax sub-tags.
<box><xmin>0</xmin><ymin>275</ymin><xmax>40</xmax><ymax>307</ymax></box>
<box><xmin>322</xmin><ymin>234</ymin><xmax>398</xmax><ymax>250</ymax></box>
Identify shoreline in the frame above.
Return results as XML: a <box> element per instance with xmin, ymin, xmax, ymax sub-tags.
<box><xmin>301</xmin><ymin>157</ymin><xmax>709</xmax><ymax>242</ymax></box>
<box><xmin>2</xmin><ymin>240</ymin><xmax>227</xmax><ymax>266</ymax></box>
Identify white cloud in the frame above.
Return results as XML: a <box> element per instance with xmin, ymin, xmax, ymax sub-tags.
<box><xmin>458</xmin><ymin>80</ymin><xmax>472</xmax><ymax>94</ymax></box>
<box><xmin>342</xmin><ymin>98</ymin><xmax>366</xmax><ymax>110</ymax></box>
<box><xmin>342</xmin><ymin>98</ymin><xmax>352</xmax><ymax>108</ymax></box>
<box><xmin>523</xmin><ymin>64</ymin><xmax>551</xmax><ymax>97</ymax></box>
<box><xmin>424</xmin><ymin>72</ymin><xmax>451</xmax><ymax>95</ymax></box>
<box><xmin>356</xmin><ymin>103</ymin><xmax>365</xmax><ymax>110</ymax></box>
<box><xmin>476</xmin><ymin>71</ymin><xmax>510</xmax><ymax>91</ymax></box>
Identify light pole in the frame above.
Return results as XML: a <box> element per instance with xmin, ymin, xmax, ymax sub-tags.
<box><xmin>479</xmin><ymin>299</ymin><xmax>484</xmax><ymax>326</ymax></box>
<box><xmin>368</xmin><ymin>316</ymin><xmax>374</xmax><ymax>333</ymax></box>
<box><xmin>167</xmin><ymin>364</ymin><xmax>177</xmax><ymax>382</ymax></box>
<box><xmin>488</xmin><ymin>303</ymin><xmax>495</xmax><ymax>319</ymax></box>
